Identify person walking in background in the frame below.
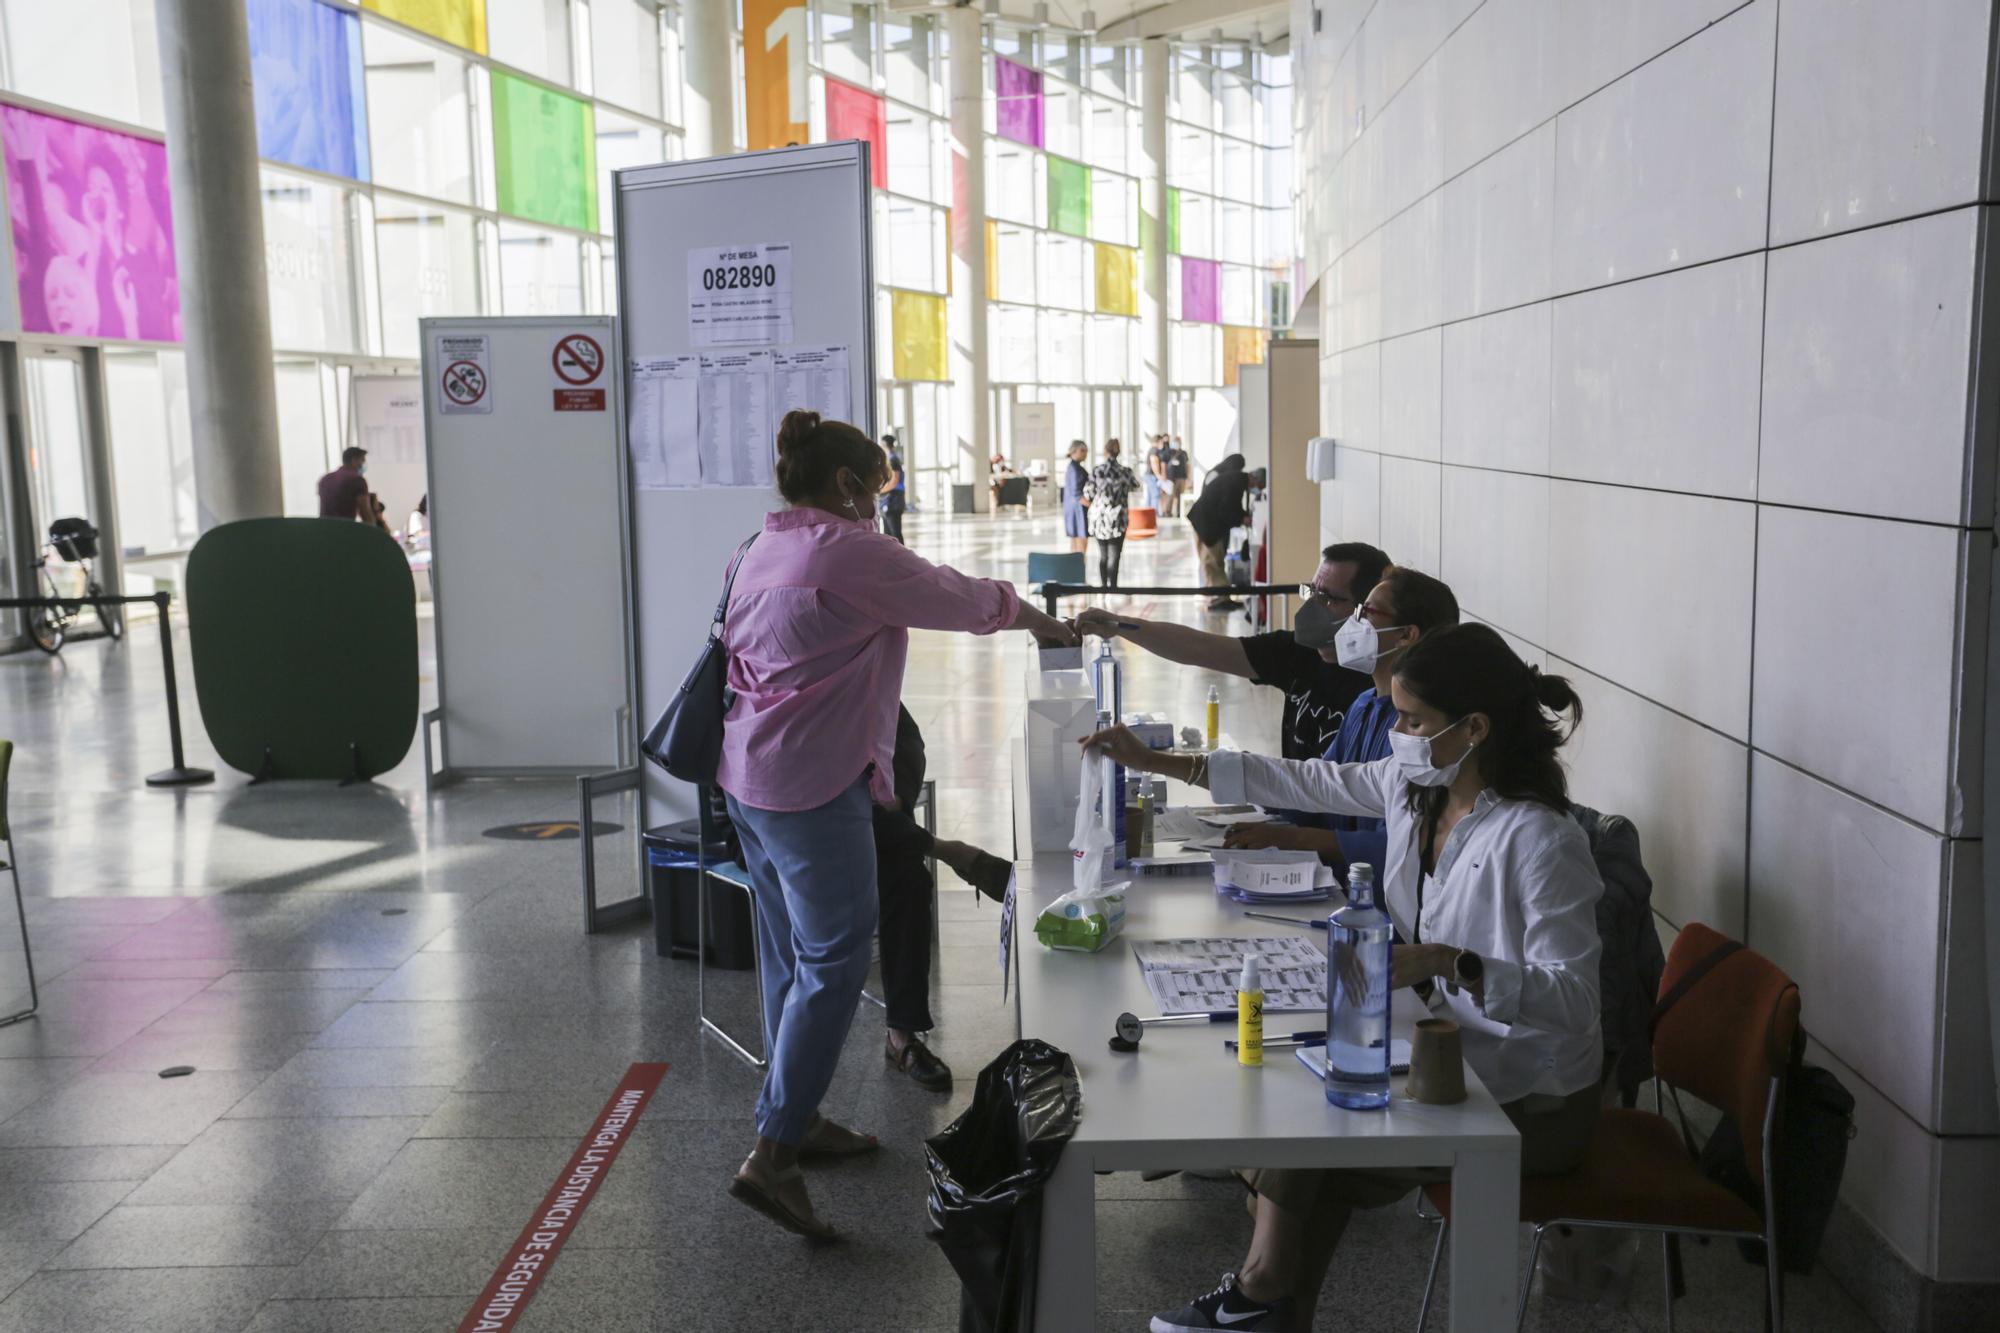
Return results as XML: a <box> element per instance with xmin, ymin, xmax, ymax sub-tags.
<box><xmin>317</xmin><ymin>447</ymin><xmax>374</xmax><ymax>524</ymax></box>
<box><xmin>877</xmin><ymin>433</ymin><xmax>906</xmax><ymax>545</ymax></box>
<box><xmin>1061</xmin><ymin>440</ymin><xmax>1090</xmax><ymax>555</ymax></box>
<box><xmin>1143</xmin><ymin>435</ymin><xmax>1165</xmax><ymax>513</ymax></box>
<box><xmin>1185</xmin><ymin>454</ymin><xmax>1263</xmax><ymax>610</ymax></box>
<box><xmin>1083</xmin><ymin>438</ymin><xmax>1139</xmax><ymax>589</ymax></box>
<box><xmin>717</xmin><ymin>409</ymin><xmax>1076</xmax><ymax>1241</ymax></box>
<box><xmin>1165</xmin><ymin>435</ymin><xmax>1191</xmax><ymax>517</ymax></box>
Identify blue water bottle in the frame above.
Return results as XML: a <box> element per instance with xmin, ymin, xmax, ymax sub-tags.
<box><xmin>1325</xmin><ymin>862</ymin><xmax>1392</xmax><ymax>1109</ymax></box>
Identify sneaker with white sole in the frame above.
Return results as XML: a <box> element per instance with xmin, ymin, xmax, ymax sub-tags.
<box><xmin>1148</xmin><ymin>1271</ymin><xmax>1292</xmax><ymax>1332</ymax></box>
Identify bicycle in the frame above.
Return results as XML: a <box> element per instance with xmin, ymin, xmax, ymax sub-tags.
<box><xmin>26</xmin><ymin>517</ymin><xmax>121</xmax><ymax>655</ymax></box>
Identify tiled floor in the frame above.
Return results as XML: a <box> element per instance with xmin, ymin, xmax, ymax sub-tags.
<box><xmin>0</xmin><ymin>511</ymin><xmax>1882</xmax><ymax>1331</ymax></box>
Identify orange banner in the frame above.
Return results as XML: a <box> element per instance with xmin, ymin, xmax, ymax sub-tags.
<box><xmin>743</xmin><ymin>0</ymin><xmax>809</xmax><ymax>152</ymax></box>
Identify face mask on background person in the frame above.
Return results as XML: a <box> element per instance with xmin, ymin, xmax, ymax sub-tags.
<box><xmin>1334</xmin><ymin>613</ymin><xmax>1409</xmax><ymax>673</ymax></box>
<box><xmin>1293</xmin><ymin>598</ymin><xmax>1343</xmax><ymax>649</ymax></box>
<box><xmin>1387</xmin><ymin>716</ymin><xmax>1475</xmax><ymax>788</ymax></box>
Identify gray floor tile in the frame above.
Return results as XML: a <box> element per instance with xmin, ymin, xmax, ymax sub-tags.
<box><xmin>0</xmin><ymin>1266</ymin><xmax>283</xmax><ymax>1333</ymax></box>
<box><xmin>258</xmin><ymin>1045</ymin><xmax>489</xmax><ymax>1089</ymax></box>
<box><xmin>277</xmin><ymin>1228</ymin><xmax>519</xmax><ymax>1299</ymax></box>
<box><xmin>205</xmin><ymin>968</ymin><xmax>396</xmax><ymax>992</ymax></box>
<box><xmin>51</xmin><ymin>957</ymin><xmax>238</xmax><ymax>982</ymax></box>
<box><xmin>238</xmin><ymin>1296</ymin><xmax>471</xmax><ymax>1332</ymax></box>
<box><xmin>87</xmin><ymin>1026</ymin><xmax>320</xmax><ymax>1074</ymax></box>
<box><xmin>331</xmin><ymin>1136</ymin><xmax>575</xmax><ymax>1231</ymax></box>
<box><xmin>125</xmin><ymin>1116</ymin><xmax>428</xmax><ymax>1206</ymax></box>
<box><xmin>0</xmin><ymin>1069</ymin><xmax>267</xmax><ymax>1147</ymax></box>
<box><xmin>46</xmin><ymin>1200</ymin><xmax>346</xmax><ymax>1270</ymax></box>
<box><xmin>221</xmin><ymin>1083</ymin><xmax>455</xmax><ymax>1120</ymax></box>
<box><xmin>145</xmin><ymin>987</ymin><xmax>373</xmax><ymax>1034</ymax></box>
<box><xmin>0</xmin><ymin>1144</ymin><xmax>179</xmax><ymax>1185</ymax></box>
<box><xmin>0</xmin><ymin>1180</ymin><xmax>135</xmax><ymax>1244</ymax></box>
<box><xmin>512</xmin><ymin>1243</ymin><xmax>814</xmax><ymax>1333</ymax></box>
<box><xmin>0</xmin><ymin>1237</ymin><xmax>67</xmax><ymax>1306</ymax></box>
<box><xmin>0</xmin><ymin>1056</ymin><xmax>93</xmax><ymax>1124</ymax></box>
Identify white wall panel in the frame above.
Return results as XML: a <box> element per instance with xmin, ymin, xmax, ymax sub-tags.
<box><xmin>1328</xmin><ymin>342</ymin><xmax>1380</xmax><ymax>455</ymax></box>
<box><xmin>1377</xmin><ymin>456</ymin><xmax>1441</xmax><ymax>572</ymax></box>
<box><xmin>1557</xmin><ymin>658</ymin><xmax>1749</xmax><ymax>934</ymax></box>
<box><xmin>1438</xmin><ymin>0</ymin><xmax>1562</xmax><ymax>182</ymax></box>
<box><xmin>1441</xmin><ymin>302</ymin><xmax>1551</xmax><ymax>474</ymax></box>
<box><xmin>1379</xmin><ymin>58</ymin><xmax>1444</xmax><ymax>223</ymax></box>
<box><xmin>1552</xmin><ymin>0</ymin><xmax>1775</xmax><ymax>292</ymax></box>
<box><xmin>1332</xmin><ymin>229</ymin><xmax>1381</xmax><ymax>353</ymax></box>
<box><xmin>1440</xmin><ymin>123</ymin><xmax>1555</xmax><ymax>322</ymax></box>
<box><xmin>1556</xmin><ymin>0</ymin><xmax>1757</xmax><ymax>109</ymax></box>
<box><xmin>1760</xmin><ymin>208</ymin><xmax>1979</xmax><ymax>525</ymax></box>
<box><xmin>1550</xmin><ymin>253</ymin><xmax>1763</xmax><ymax>497</ymax></box>
<box><xmin>1323</xmin><ymin>444</ymin><xmax>1381</xmax><ymax>547</ymax></box>
<box><xmin>1769</xmin><ymin>0</ymin><xmax>1992</xmax><ymax>244</ymax></box>
<box><xmin>1547</xmin><ymin>481</ymin><xmax>1755</xmax><ymax>737</ymax></box>
<box><xmin>1752</xmin><ymin>507</ymin><xmax>1969</xmax><ymax>832</ymax></box>
<box><xmin>1439</xmin><ymin>464</ymin><xmax>1548</xmax><ymax>641</ymax></box>
<box><xmin>1808</xmin><ymin>1038</ymin><xmax>1937</xmax><ymax>1276</ymax></box>
<box><xmin>1380</xmin><ymin>190</ymin><xmax>1444</xmax><ymax>340</ymax></box>
<box><xmin>1379</xmin><ymin>328</ymin><xmax>1442</xmax><ymax>461</ymax></box>
<box><xmin>1750</xmin><ymin>753</ymin><xmax>1945</xmax><ymax>1126</ymax></box>
<box><xmin>1938</xmin><ymin>840</ymin><xmax>2000</xmax><ymax>1135</ymax></box>
<box><xmin>1371</xmin><ymin>0</ymin><xmax>1480</xmax><ymax>122</ymax></box>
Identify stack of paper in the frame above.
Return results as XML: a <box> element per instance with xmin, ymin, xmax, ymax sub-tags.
<box><xmin>1212</xmin><ymin>849</ymin><xmax>1337</xmax><ymax>904</ymax></box>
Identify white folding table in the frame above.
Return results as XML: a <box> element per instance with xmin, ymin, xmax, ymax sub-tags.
<box><xmin>1012</xmin><ymin>847</ymin><xmax>1522</xmax><ymax>1332</ymax></box>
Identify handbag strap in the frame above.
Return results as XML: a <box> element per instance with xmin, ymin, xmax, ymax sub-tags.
<box><xmin>710</xmin><ymin>533</ymin><xmax>759</xmax><ymax>632</ymax></box>
<box><xmin>1648</xmin><ymin>937</ymin><xmax>1744</xmax><ymax>1044</ymax></box>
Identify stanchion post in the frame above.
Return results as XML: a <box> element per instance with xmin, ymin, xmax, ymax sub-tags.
<box><xmin>145</xmin><ymin>591</ymin><xmax>214</xmax><ymax>788</ymax></box>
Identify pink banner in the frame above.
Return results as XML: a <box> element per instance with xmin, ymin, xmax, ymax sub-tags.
<box><xmin>995</xmin><ymin>56</ymin><xmax>1044</xmax><ymax>149</ymax></box>
<box><xmin>1181</xmin><ymin>257</ymin><xmax>1220</xmax><ymax>324</ymax></box>
<box><xmin>825</xmin><ymin>79</ymin><xmax>888</xmax><ymax>190</ymax></box>
<box><xmin>3</xmin><ymin>106</ymin><xmax>181</xmax><ymax>341</ymax></box>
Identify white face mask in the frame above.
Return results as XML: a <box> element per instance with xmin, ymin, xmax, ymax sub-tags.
<box><xmin>1334</xmin><ymin>614</ymin><xmax>1408</xmax><ymax>673</ymax></box>
<box><xmin>1388</xmin><ymin>716</ymin><xmax>1475</xmax><ymax>788</ymax></box>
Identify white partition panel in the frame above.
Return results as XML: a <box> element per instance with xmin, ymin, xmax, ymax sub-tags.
<box><xmin>420</xmin><ymin>314</ymin><xmax>633</xmax><ymax>775</ymax></box>
<box><xmin>615</xmin><ymin>143</ymin><xmax>876</xmax><ymax>831</ymax></box>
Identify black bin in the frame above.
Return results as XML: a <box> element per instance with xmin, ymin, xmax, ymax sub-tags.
<box><xmin>643</xmin><ymin>821</ymin><xmax>755</xmax><ymax>969</ymax></box>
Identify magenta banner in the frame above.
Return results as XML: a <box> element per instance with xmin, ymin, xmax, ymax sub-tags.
<box><xmin>1181</xmin><ymin>257</ymin><xmax>1220</xmax><ymax>324</ymax></box>
<box><xmin>995</xmin><ymin>56</ymin><xmax>1044</xmax><ymax>149</ymax></box>
<box><xmin>3</xmin><ymin>106</ymin><xmax>182</xmax><ymax>341</ymax></box>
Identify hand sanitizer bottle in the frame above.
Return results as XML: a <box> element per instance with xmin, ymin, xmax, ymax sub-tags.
<box><xmin>1325</xmin><ymin>862</ymin><xmax>1391</xmax><ymax>1108</ymax></box>
<box><xmin>1236</xmin><ymin>954</ymin><xmax>1263</xmax><ymax>1067</ymax></box>
<box><xmin>1205</xmin><ymin>685</ymin><xmax>1220</xmax><ymax>751</ymax></box>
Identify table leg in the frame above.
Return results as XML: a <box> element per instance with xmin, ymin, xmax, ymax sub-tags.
<box><xmin>1447</xmin><ymin>1145</ymin><xmax>1520</xmax><ymax>1333</ymax></box>
<box><xmin>1032</xmin><ymin>1148</ymin><xmax>1096</xmax><ymax>1332</ymax></box>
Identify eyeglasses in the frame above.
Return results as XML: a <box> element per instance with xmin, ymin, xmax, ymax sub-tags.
<box><xmin>1297</xmin><ymin>584</ymin><xmax>1355</xmax><ymax>610</ymax></box>
<box><xmin>1354</xmin><ymin>601</ymin><xmax>1398</xmax><ymax>625</ymax></box>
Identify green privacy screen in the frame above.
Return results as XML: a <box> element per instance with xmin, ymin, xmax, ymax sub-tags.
<box><xmin>1047</xmin><ymin>156</ymin><xmax>1090</xmax><ymax>238</ymax></box>
<box><xmin>493</xmin><ymin>70</ymin><xmax>598</xmax><ymax>233</ymax></box>
<box><xmin>187</xmin><ymin>519</ymin><xmax>418</xmax><ymax>781</ymax></box>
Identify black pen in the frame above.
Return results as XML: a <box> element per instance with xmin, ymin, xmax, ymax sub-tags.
<box><xmin>1241</xmin><ymin>910</ymin><xmax>1328</xmax><ymax>930</ymax></box>
<box><xmin>1226</xmin><ymin>1033</ymin><xmax>1327</xmax><ymax>1050</ymax></box>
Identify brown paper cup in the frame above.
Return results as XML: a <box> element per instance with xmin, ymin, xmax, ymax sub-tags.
<box><xmin>1406</xmin><ymin>1018</ymin><xmax>1467</xmax><ymax>1104</ymax></box>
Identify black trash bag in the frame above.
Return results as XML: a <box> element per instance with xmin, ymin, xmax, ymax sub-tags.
<box><xmin>925</xmin><ymin>1038</ymin><xmax>1083</xmax><ymax>1333</ymax></box>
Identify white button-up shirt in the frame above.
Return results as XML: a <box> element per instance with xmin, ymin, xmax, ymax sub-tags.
<box><xmin>1209</xmin><ymin>749</ymin><xmax>1605</xmax><ymax>1104</ymax></box>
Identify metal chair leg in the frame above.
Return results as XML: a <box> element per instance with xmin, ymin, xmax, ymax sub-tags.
<box><xmin>1516</xmin><ymin>1225</ymin><xmax>1546</xmax><ymax>1332</ymax></box>
<box><xmin>1662</xmin><ymin>1232</ymin><xmax>1676</xmax><ymax>1333</ymax></box>
<box><xmin>1416</xmin><ymin>1217</ymin><xmax>1448</xmax><ymax>1332</ymax></box>
<box><xmin>1</xmin><ymin>842</ymin><xmax>37</xmax><ymax>1029</ymax></box>
<box><xmin>696</xmin><ymin>871</ymin><xmax>766</xmax><ymax>1069</ymax></box>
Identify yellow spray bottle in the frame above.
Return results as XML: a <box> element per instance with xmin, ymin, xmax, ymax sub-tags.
<box><xmin>1237</xmin><ymin>953</ymin><xmax>1263</xmax><ymax>1067</ymax></box>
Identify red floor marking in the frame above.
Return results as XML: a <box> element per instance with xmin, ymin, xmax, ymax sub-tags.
<box><xmin>457</xmin><ymin>1062</ymin><xmax>669</xmax><ymax>1332</ymax></box>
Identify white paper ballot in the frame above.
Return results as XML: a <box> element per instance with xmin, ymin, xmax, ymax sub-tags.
<box><xmin>697</xmin><ymin>351</ymin><xmax>776</xmax><ymax>489</ymax></box>
<box><xmin>773</xmin><ymin>345</ymin><xmax>851</xmax><ymax>422</ymax></box>
<box><xmin>628</xmin><ymin>356</ymin><xmax>701</xmax><ymax>490</ymax></box>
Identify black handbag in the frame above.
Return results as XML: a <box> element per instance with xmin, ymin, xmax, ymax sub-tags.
<box><xmin>640</xmin><ymin>534</ymin><xmax>758</xmax><ymax>784</ymax></box>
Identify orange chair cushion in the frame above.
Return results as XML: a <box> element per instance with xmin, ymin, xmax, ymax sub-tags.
<box><xmin>1422</xmin><ymin>1109</ymin><xmax>1763</xmax><ymax>1234</ymax></box>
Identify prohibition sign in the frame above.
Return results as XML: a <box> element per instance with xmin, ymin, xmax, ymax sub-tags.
<box><xmin>443</xmin><ymin>360</ymin><xmax>488</xmax><ymax>406</ymax></box>
<box><xmin>552</xmin><ymin>333</ymin><xmax>605</xmax><ymax>386</ymax></box>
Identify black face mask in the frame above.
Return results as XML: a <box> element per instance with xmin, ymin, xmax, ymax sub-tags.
<box><xmin>1294</xmin><ymin>598</ymin><xmax>1343</xmax><ymax>649</ymax></box>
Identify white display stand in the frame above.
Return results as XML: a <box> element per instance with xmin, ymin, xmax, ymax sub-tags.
<box><xmin>615</xmin><ymin>143</ymin><xmax>877</xmax><ymax>833</ymax></box>
<box><xmin>418</xmin><ymin>314</ymin><xmax>634</xmax><ymax>779</ymax></box>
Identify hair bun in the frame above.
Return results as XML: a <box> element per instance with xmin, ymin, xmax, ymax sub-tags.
<box><xmin>776</xmin><ymin>409</ymin><xmax>822</xmax><ymax>457</ymax></box>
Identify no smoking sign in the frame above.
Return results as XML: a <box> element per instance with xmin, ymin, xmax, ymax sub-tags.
<box><xmin>551</xmin><ymin>332</ymin><xmax>606</xmax><ymax>411</ymax></box>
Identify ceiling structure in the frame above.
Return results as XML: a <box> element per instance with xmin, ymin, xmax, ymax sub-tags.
<box><xmin>885</xmin><ymin>0</ymin><xmax>1290</xmax><ymax>48</ymax></box>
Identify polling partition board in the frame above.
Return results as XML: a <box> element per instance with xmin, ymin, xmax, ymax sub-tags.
<box><xmin>616</xmin><ymin>142</ymin><xmax>877</xmax><ymax>832</ymax></box>
<box><xmin>420</xmin><ymin>314</ymin><xmax>634</xmax><ymax>776</ymax></box>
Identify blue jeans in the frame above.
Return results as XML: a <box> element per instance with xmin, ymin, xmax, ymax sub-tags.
<box><xmin>1144</xmin><ymin>474</ymin><xmax>1162</xmax><ymax>510</ymax></box>
<box><xmin>726</xmin><ymin>774</ymin><xmax>879</xmax><ymax>1145</ymax></box>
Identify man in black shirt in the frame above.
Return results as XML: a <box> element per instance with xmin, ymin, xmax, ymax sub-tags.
<box><xmin>1185</xmin><ymin>460</ymin><xmax>1265</xmax><ymax>610</ymax></box>
<box><xmin>1073</xmin><ymin>541</ymin><xmax>1391</xmax><ymax>760</ymax></box>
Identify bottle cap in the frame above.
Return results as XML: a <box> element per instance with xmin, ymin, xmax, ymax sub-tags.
<box><xmin>1239</xmin><ymin>953</ymin><xmax>1260</xmax><ymax>992</ymax></box>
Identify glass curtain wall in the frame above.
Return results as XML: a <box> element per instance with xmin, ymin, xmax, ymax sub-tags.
<box><xmin>984</xmin><ymin>29</ymin><xmax>1141</xmax><ymax>476</ymax></box>
<box><xmin>1166</xmin><ymin>43</ymin><xmax>1291</xmax><ymax>467</ymax></box>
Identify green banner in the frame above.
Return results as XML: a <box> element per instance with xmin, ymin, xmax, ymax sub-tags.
<box><xmin>492</xmin><ymin>71</ymin><xmax>598</xmax><ymax>233</ymax></box>
<box><xmin>1047</xmin><ymin>155</ymin><xmax>1090</xmax><ymax>238</ymax></box>
<box><xmin>1167</xmin><ymin>187</ymin><xmax>1181</xmax><ymax>255</ymax></box>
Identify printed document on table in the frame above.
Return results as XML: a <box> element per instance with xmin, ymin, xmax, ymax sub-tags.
<box><xmin>1133</xmin><ymin>935</ymin><xmax>1329</xmax><ymax>1015</ymax></box>
<box><xmin>772</xmin><ymin>345</ymin><xmax>850</xmax><ymax>421</ymax></box>
<box><xmin>627</xmin><ymin>356</ymin><xmax>700</xmax><ymax>490</ymax></box>
<box><xmin>697</xmin><ymin>351</ymin><xmax>776</xmax><ymax>489</ymax></box>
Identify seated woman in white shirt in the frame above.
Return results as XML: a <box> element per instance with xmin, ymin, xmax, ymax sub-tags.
<box><xmin>1082</xmin><ymin>623</ymin><xmax>1604</xmax><ymax>1333</ymax></box>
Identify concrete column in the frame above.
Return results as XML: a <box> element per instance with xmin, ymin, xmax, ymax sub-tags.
<box><xmin>681</xmin><ymin>0</ymin><xmax>737</xmax><ymax>159</ymax></box>
<box><xmin>1141</xmin><ymin>38</ymin><xmax>1171</xmax><ymax>438</ymax></box>
<box><xmin>156</xmin><ymin>0</ymin><xmax>284</xmax><ymax>530</ymax></box>
<box><xmin>947</xmin><ymin>3</ymin><xmax>991</xmax><ymax>514</ymax></box>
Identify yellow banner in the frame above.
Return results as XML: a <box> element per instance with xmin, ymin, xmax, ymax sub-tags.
<box><xmin>362</xmin><ymin>0</ymin><xmax>487</xmax><ymax>54</ymax></box>
<box><xmin>893</xmin><ymin>290</ymin><xmax>947</xmax><ymax>382</ymax></box>
<box><xmin>1094</xmin><ymin>243</ymin><xmax>1137</xmax><ymax>317</ymax></box>
<box><xmin>743</xmin><ymin>0</ymin><xmax>810</xmax><ymax>152</ymax></box>
<box><xmin>1222</xmin><ymin>325</ymin><xmax>1267</xmax><ymax>388</ymax></box>
<box><xmin>985</xmin><ymin>220</ymin><xmax>998</xmax><ymax>302</ymax></box>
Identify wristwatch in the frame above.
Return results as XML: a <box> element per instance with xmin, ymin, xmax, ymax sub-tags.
<box><xmin>1452</xmin><ymin>949</ymin><xmax>1484</xmax><ymax>988</ymax></box>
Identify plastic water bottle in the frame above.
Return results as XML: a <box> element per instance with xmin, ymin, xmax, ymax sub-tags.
<box><xmin>1093</xmin><ymin>639</ymin><xmax>1123</xmax><ymax>720</ymax></box>
<box><xmin>1325</xmin><ymin>862</ymin><xmax>1392</xmax><ymax>1109</ymax></box>
<box><xmin>1097</xmin><ymin>709</ymin><xmax>1128</xmax><ymax>870</ymax></box>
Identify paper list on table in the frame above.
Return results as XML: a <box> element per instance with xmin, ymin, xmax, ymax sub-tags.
<box><xmin>772</xmin><ymin>345</ymin><xmax>850</xmax><ymax>422</ymax></box>
<box><xmin>698</xmin><ymin>351</ymin><xmax>776</xmax><ymax>489</ymax></box>
<box><xmin>627</xmin><ymin>356</ymin><xmax>700</xmax><ymax>489</ymax></box>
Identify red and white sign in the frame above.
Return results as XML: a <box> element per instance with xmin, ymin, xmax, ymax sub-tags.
<box><xmin>551</xmin><ymin>331</ymin><xmax>607</xmax><ymax>411</ymax></box>
<box><xmin>456</xmin><ymin>1062</ymin><xmax>667</xmax><ymax>1332</ymax></box>
<box><xmin>436</xmin><ymin>333</ymin><xmax>493</xmax><ymax>416</ymax></box>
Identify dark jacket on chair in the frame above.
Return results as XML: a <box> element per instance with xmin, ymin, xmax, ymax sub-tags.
<box><xmin>1572</xmin><ymin>805</ymin><xmax>1666</xmax><ymax>1104</ymax></box>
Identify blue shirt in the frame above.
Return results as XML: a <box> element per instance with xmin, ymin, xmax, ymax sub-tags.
<box><xmin>1319</xmin><ymin>686</ymin><xmax>1396</xmax><ymax>875</ymax></box>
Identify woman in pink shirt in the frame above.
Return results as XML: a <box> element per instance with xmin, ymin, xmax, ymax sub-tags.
<box><xmin>721</xmin><ymin>410</ymin><xmax>1075</xmax><ymax>1240</ymax></box>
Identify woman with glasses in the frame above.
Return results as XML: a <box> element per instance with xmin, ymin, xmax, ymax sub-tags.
<box><xmin>1083</xmin><ymin>623</ymin><xmax>1603</xmax><ymax>1333</ymax></box>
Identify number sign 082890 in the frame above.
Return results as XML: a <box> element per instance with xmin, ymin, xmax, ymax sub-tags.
<box><xmin>687</xmin><ymin>242</ymin><xmax>793</xmax><ymax>347</ymax></box>
<box><xmin>702</xmin><ymin>263</ymin><xmax>779</xmax><ymax>292</ymax></box>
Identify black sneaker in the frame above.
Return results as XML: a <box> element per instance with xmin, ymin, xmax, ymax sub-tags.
<box><xmin>1149</xmin><ymin>1272</ymin><xmax>1291</xmax><ymax>1332</ymax></box>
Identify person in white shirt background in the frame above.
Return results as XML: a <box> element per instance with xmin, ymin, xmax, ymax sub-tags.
<box><xmin>1083</xmin><ymin>622</ymin><xmax>1605</xmax><ymax>1333</ymax></box>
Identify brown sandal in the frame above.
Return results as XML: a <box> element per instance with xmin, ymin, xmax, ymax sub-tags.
<box><xmin>729</xmin><ymin>1155</ymin><xmax>837</xmax><ymax>1240</ymax></box>
<box><xmin>799</xmin><ymin>1114</ymin><xmax>880</xmax><ymax>1159</ymax></box>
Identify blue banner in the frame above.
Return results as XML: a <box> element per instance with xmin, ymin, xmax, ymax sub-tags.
<box><xmin>248</xmin><ymin>0</ymin><xmax>370</xmax><ymax>182</ymax></box>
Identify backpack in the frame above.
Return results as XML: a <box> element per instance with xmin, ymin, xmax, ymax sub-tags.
<box><xmin>1650</xmin><ymin>938</ymin><xmax>1856</xmax><ymax>1273</ymax></box>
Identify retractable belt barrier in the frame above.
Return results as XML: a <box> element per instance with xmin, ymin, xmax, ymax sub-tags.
<box><xmin>0</xmin><ymin>591</ymin><xmax>213</xmax><ymax>787</ymax></box>
<box><xmin>1037</xmin><ymin>582</ymin><xmax>1298</xmax><ymax>618</ymax></box>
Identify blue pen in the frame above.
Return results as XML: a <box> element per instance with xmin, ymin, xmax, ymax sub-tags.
<box><xmin>1226</xmin><ymin>1034</ymin><xmax>1327</xmax><ymax>1050</ymax></box>
<box><xmin>1241</xmin><ymin>910</ymin><xmax>1328</xmax><ymax>930</ymax></box>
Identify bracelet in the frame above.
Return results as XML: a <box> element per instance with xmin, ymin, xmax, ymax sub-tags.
<box><xmin>1188</xmin><ymin>753</ymin><xmax>1209</xmax><ymax>788</ymax></box>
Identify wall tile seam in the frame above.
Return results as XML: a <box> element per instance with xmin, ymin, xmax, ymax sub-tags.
<box><xmin>1314</xmin><ymin>201</ymin><xmax>1992</xmax><ymax>360</ymax></box>
<box><xmin>1965</xmin><ymin>207</ymin><xmax>2000</xmax><ymax>531</ymax></box>
<box><xmin>1308</xmin><ymin>0</ymin><xmax>1755</xmax><ymax>237</ymax></box>
<box><xmin>1317</xmin><ymin>442</ymin><xmax>1996</xmax><ymax>535</ymax></box>
<box><xmin>1745</xmin><ymin>0</ymin><xmax>1781</xmax><ymax>950</ymax></box>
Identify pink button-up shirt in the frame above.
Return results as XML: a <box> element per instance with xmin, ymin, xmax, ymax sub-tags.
<box><xmin>717</xmin><ymin>507</ymin><xmax>1020</xmax><ymax>812</ymax></box>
